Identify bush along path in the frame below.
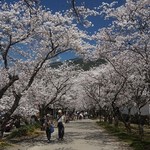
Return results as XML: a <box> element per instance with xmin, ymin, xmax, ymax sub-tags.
<box><xmin>4</xmin><ymin>119</ymin><xmax>132</xmax><ymax>150</ymax></box>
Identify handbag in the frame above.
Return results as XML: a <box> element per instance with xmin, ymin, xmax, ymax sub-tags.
<box><xmin>50</xmin><ymin>124</ymin><xmax>54</xmax><ymax>133</ymax></box>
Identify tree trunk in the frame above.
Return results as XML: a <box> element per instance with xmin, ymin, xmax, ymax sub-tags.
<box><xmin>126</xmin><ymin>108</ymin><xmax>132</xmax><ymax>133</ymax></box>
<box><xmin>98</xmin><ymin>108</ymin><xmax>102</xmax><ymax>121</ymax></box>
<box><xmin>104</xmin><ymin>114</ymin><xmax>107</xmax><ymax>122</ymax></box>
<box><xmin>108</xmin><ymin>112</ymin><xmax>113</xmax><ymax>124</ymax></box>
<box><xmin>0</xmin><ymin>123</ymin><xmax>3</xmax><ymax>139</ymax></box>
<box><xmin>0</xmin><ymin>92</ymin><xmax>21</xmax><ymax>139</ymax></box>
<box><xmin>137</xmin><ymin>110</ymin><xmax>144</xmax><ymax>139</ymax></box>
<box><xmin>114</xmin><ymin>116</ymin><xmax>119</xmax><ymax>127</ymax></box>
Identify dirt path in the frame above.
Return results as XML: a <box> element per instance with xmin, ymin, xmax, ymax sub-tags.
<box><xmin>5</xmin><ymin>119</ymin><xmax>132</xmax><ymax>150</ymax></box>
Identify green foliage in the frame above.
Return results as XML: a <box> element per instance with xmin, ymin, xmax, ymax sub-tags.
<box><xmin>8</xmin><ymin>123</ymin><xmax>40</xmax><ymax>139</ymax></box>
<box><xmin>121</xmin><ymin>114</ymin><xmax>149</xmax><ymax>125</ymax></box>
<box><xmin>97</xmin><ymin>121</ymin><xmax>150</xmax><ymax>150</ymax></box>
<box><xmin>70</xmin><ymin>58</ymin><xmax>106</xmax><ymax>71</ymax></box>
<box><xmin>50</xmin><ymin>57</ymin><xmax>106</xmax><ymax>71</ymax></box>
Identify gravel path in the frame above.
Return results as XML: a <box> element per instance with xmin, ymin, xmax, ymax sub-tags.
<box><xmin>5</xmin><ymin>119</ymin><xmax>132</xmax><ymax>150</ymax></box>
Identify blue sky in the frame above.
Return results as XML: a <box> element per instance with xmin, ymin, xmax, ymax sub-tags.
<box><xmin>42</xmin><ymin>0</ymin><xmax>125</xmax><ymax>33</ymax></box>
<box><xmin>4</xmin><ymin>0</ymin><xmax>126</xmax><ymax>61</ymax></box>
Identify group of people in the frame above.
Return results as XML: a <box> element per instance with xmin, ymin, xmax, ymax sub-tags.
<box><xmin>43</xmin><ymin>110</ymin><xmax>65</xmax><ymax>143</ymax></box>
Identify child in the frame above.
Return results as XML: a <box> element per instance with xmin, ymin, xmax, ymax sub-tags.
<box><xmin>44</xmin><ymin>114</ymin><xmax>53</xmax><ymax>143</ymax></box>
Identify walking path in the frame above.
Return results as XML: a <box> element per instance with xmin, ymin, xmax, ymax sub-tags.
<box><xmin>6</xmin><ymin>119</ymin><xmax>132</xmax><ymax>150</ymax></box>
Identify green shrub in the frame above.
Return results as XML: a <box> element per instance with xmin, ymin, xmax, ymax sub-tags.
<box><xmin>8</xmin><ymin>124</ymin><xmax>39</xmax><ymax>139</ymax></box>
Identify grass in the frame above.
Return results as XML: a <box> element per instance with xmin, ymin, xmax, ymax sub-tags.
<box><xmin>97</xmin><ymin>121</ymin><xmax>150</xmax><ymax>150</ymax></box>
<box><xmin>0</xmin><ymin>140</ymin><xmax>11</xmax><ymax>149</ymax></box>
<box><xmin>7</xmin><ymin>123</ymin><xmax>41</xmax><ymax>139</ymax></box>
<box><xmin>0</xmin><ymin>123</ymin><xmax>42</xmax><ymax>149</ymax></box>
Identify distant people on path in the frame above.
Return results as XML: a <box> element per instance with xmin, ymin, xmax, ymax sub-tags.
<box><xmin>76</xmin><ymin>111</ymin><xmax>89</xmax><ymax>120</ymax></box>
<box><xmin>44</xmin><ymin>114</ymin><xmax>53</xmax><ymax>143</ymax></box>
<box><xmin>57</xmin><ymin>110</ymin><xmax>65</xmax><ymax>141</ymax></box>
<box><xmin>79</xmin><ymin>112</ymin><xmax>84</xmax><ymax>120</ymax></box>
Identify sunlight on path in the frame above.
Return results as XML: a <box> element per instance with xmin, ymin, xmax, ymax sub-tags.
<box><xmin>26</xmin><ymin>119</ymin><xmax>131</xmax><ymax>150</ymax></box>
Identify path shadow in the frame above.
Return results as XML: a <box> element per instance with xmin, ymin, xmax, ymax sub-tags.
<box><xmin>83</xmin><ymin>130</ymin><xmax>131</xmax><ymax>149</ymax></box>
<box><xmin>8</xmin><ymin>134</ymin><xmax>44</xmax><ymax>143</ymax></box>
<box><xmin>54</xmin><ymin>148</ymin><xmax>75</xmax><ymax>150</ymax></box>
<box><xmin>84</xmin><ymin>130</ymin><xmax>116</xmax><ymax>141</ymax></box>
<box><xmin>67</xmin><ymin>123</ymin><xmax>100</xmax><ymax>131</ymax></box>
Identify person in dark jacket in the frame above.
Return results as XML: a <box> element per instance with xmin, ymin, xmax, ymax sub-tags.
<box><xmin>44</xmin><ymin>114</ymin><xmax>53</xmax><ymax>143</ymax></box>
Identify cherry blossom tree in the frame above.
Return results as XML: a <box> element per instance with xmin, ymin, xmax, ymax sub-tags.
<box><xmin>66</xmin><ymin>0</ymin><xmax>99</xmax><ymax>27</ymax></box>
<box><xmin>94</xmin><ymin>0</ymin><xmax>149</xmax><ymax>89</ymax></box>
<box><xmin>124</xmin><ymin>61</ymin><xmax>150</xmax><ymax>136</ymax></box>
<box><xmin>0</xmin><ymin>0</ymin><xmax>93</xmax><ymax>137</ymax></box>
<box><xmin>22</xmin><ymin>63</ymin><xmax>81</xmax><ymax>118</ymax></box>
<box><xmin>92</xmin><ymin>0</ymin><xmax>149</xmax><ymax>136</ymax></box>
<box><xmin>76</xmin><ymin>46</ymin><xmax>149</xmax><ymax>133</ymax></box>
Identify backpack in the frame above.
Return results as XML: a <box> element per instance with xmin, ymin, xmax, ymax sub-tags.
<box><xmin>50</xmin><ymin>124</ymin><xmax>54</xmax><ymax>133</ymax></box>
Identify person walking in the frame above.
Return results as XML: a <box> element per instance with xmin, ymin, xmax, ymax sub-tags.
<box><xmin>57</xmin><ymin>110</ymin><xmax>65</xmax><ymax>141</ymax></box>
<box><xmin>44</xmin><ymin>114</ymin><xmax>53</xmax><ymax>143</ymax></box>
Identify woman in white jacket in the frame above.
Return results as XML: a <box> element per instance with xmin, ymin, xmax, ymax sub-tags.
<box><xmin>57</xmin><ymin>110</ymin><xmax>65</xmax><ymax>140</ymax></box>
